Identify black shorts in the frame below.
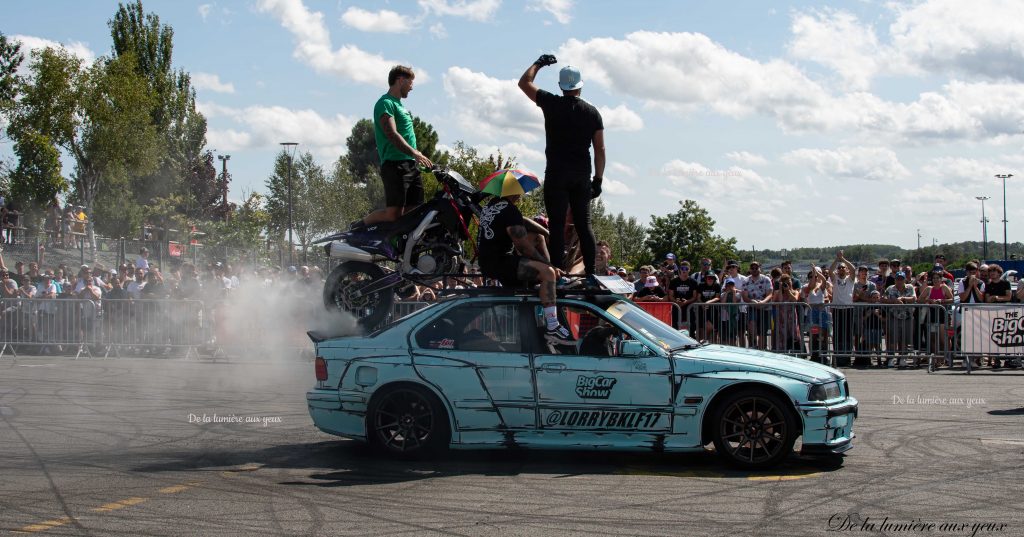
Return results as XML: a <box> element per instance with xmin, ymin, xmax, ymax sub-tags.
<box><xmin>381</xmin><ymin>160</ymin><xmax>424</xmax><ymax>208</ymax></box>
<box><xmin>480</xmin><ymin>254</ymin><xmax>526</xmax><ymax>288</ymax></box>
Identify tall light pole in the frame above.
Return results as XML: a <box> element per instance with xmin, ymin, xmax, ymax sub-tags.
<box><xmin>976</xmin><ymin>196</ymin><xmax>990</xmax><ymax>260</ymax></box>
<box><xmin>217</xmin><ymin>154</ymin><xmax>230</xmax><ymax>222</ymax></box>
<box><xmin>995</xmin><ymin>173</ymin><xmax>1013</xmax><ymax>260</ymax></box>
<box><xmin>916</xmin><ymin>228</ymin><xmax>921</xmax><ymax>250</ymax></box>
<box><xmin>280</xmin><ymin>142</ymin><xmax>298</xmax><ymax>265</ymax></box>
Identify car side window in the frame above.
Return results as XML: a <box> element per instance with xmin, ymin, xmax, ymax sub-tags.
<box><xmin>415</xmin><ymin>303</ymin><xmax>522</xmax><ymax>353</ymax></box>
<box><xmin>535</xmin><ymin>303</ymin><xmax>625</xmax><ymax>357</ymax></box>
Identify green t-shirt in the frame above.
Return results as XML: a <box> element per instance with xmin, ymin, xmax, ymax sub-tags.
<box><xmin>373</xmin><ymin>93</ymin><xmax>416</xmax><ymax>164</ymax></box>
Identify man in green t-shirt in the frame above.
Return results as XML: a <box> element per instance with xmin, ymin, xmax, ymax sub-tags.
<box><xmin>355</xmin><ymin>65</ymin><xmax>433</xmax><ymax>228</ymax></box>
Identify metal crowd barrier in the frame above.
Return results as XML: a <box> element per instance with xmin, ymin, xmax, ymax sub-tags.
<box><xmin>1</xmin><ymin>298</ymin><xmax>209</xmax><ymax>359</ymax></box>
<box><xmin>683</xmin><ymin>302</ymin><xmax>956</xmax><ymax>369</ymax></box>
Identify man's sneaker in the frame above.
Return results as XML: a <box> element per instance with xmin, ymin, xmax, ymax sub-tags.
<box><xmin>544</xmin><ymin>324</ymin><xmax>575</xmax><ymax>346</ymax></box>
<box><xmin>555</xmin><ymin>276</ymin><xmax>572</xmax><ymax>289</ymax></box>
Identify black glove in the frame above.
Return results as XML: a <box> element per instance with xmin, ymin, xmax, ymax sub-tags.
<box><xmin>590</xmin><ymin>176</ymin><xmax>603</xmax><ymax>199</ymax></box>
<box><xmin>534</xmin><ymin>54</ymin><xmax>557</xmax><ymax>67</ymax></box>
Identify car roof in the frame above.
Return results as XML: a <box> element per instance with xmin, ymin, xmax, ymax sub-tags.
<box><xmin>436</xmin><ymin>287</ymin><xmax>626</xmax><ymax>308</ymax></box>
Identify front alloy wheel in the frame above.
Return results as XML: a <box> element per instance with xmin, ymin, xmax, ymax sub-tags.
<box><xmin>712</xmin><ymin>389</ymin><xmax>797</xmax><ymax>469</ymax></box>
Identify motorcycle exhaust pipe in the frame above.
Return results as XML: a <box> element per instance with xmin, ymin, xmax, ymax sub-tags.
<box><xmin>328</xmin><ymin>241</ymin><xmax>373</xmax><ymax>262</ymax></box>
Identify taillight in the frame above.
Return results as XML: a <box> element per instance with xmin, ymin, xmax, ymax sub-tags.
<box><xmin>315</xmin><ymin>357</ymin><xmax>327</xmax><ymax>381</ymax></box>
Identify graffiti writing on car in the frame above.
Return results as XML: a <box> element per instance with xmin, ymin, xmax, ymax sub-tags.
<box><xmin>543</xmin><ymin>409</ymin><xmax>662</xmax><ymax>430</ymax></box>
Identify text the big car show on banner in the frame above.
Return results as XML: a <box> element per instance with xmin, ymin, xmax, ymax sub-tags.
<box><xmin>960</xmin><ymin>306</ymin><xmax>1024</xmax><ymax>354</ymax></box>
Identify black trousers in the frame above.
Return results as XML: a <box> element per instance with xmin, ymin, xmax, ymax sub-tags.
<box><xmin>544</xmin><ymin>174</ymin><xmax>596</xmax><ymax>276</ymax></box>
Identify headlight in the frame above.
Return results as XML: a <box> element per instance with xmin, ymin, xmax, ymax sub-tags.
<box><xmin>808</xmin><ymin>381</ymin><xmax>841</xmax><ymax>401</ymax></box>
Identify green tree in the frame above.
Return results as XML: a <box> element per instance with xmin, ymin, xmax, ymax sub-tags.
<box><xmin>108</xmin><ymin>0</ymin><xmax>208</xmax><ymax>214</ymax></box>
<box><xmin>264</xmin><ymin>150</ymin><xmax>328</xmax><ymax>257</ymax></box>
<box><xmin>0</xmin><ymin>32</ymin><xmax>22</xmax><ymax>118</ymax></box>
<box><xmin>611</xmin><ymin>212</ymin><xmax>649</xmax><ymax>269</ymax></box>
<box><xmin>645</xmin><ymin>199</ymin><xmax>737</xmax><ymax>267</ymax></box>
<box><xmin>12</xmin><ymin>47</ymin><xmax>160</xmax><ymax>247</ymax></box>
<box><xmin>9</xmin><ymin>129</ymin><xmax>67</xmax><ymax>212</ymax></box>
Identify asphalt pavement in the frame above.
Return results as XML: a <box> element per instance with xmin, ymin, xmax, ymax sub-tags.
<box><xmin>1</xmin><ymin>353</ymin><xmax>1022</xmax><ymax>536</ymax></box>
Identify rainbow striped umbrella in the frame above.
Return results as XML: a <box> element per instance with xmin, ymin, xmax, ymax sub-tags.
<box><xmin>479</xmin><ymin>169</ymin><xmax>541</xmax><ymax>197</ymax></box>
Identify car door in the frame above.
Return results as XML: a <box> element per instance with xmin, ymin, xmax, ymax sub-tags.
<box><xmin>531</xmin><ymin>301</ymin><xmax>674</xmax><ymax>434</ymax></box>
<box><xmin>414</xmin><ymin>300</ymin><xmax>536</xmax><ymax>431</ymax></box>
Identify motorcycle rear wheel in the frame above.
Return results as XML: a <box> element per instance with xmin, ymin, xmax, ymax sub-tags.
<box><xmin>323</xmin><ymin>261</ymin><xmax>394</xmax><ymax>330</ymax></box>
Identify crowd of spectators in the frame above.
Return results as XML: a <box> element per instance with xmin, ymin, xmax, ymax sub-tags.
<box><xmin>0</xmin><ymin>245</ymin><xmax>327</xmax><ymax>353</ymax></box>
<box><xmin>602</xmin><ymin>251</ymin><xmax>1023</xmax><ymax>369</ymax></box>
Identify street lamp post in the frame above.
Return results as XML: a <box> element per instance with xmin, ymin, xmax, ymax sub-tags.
<box><xmin>995</xmin><ymin>173</ymin><xmax>1013</xmax><ymax>260</ymax></box>
<box><xmin>217</xmin><ymin>154</ymin><xmax>230</xmax><ymax>222</ymax></box>
<box><xmin>976</xmin><ymin>196</ymin><xmax>990</xmax><ymax>260</ymax></box>
<box><xmin>280</xmin><ymin>142</ymin><xmax>298</xmax><ymax>265</ymax></box>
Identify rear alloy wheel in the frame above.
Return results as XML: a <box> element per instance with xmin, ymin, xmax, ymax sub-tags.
<box><xmin>712</xmin><ymin>389</ymin><xmax>797</xmax><ymax>469</ymax></box>
<box><xmin>368</xmin><ymin>385</ymin><xmax>449</xmax><ymax>456</ymax></box>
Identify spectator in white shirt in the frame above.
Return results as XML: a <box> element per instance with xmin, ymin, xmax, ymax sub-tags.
<box><xmin>135</xmin><ymin>247</ymin><xmax>150</xmax><ymax>273</ymax></box>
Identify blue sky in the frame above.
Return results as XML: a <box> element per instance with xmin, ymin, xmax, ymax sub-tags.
<box><xmin>4</xmin><ymin>0</ymin><xmax>1024</xmax><ymax>251</ymax></box>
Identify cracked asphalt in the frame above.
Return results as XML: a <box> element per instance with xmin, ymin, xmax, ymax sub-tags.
<box><xmin>1</xmin><ymin>354</ymin><xmax>1021</xmax><ymax>536</ymax></box>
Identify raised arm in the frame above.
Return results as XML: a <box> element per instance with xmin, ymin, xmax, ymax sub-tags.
<box><xmin>519</xmin><ymin>55</ymin><xmax>556</xmax><ymax>103</ymax></box>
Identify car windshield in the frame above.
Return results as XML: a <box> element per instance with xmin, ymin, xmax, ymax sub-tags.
<box><xmin>604</xmin><ymin>300</ymin><xmax>699</xmax><ymax>351</ymax></box>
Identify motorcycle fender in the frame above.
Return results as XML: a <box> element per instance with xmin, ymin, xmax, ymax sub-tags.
<box><xmin>329</xmin><ymin>241</ymin><xmax>373</xmax><ymax>262</ymax></box>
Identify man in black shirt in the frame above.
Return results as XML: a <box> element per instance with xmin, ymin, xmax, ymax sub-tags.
<box><xmin>518</xmin><ymin>54</ymin><xmax>604</xmax><ymax>286</ymax></box>
<box><xmin>668</xmin><ymin>263</ymin><xmax>699</xmax><ymax>330</ymax></box>
<box><xmin>477</xmin><ymin>193</ymin><xmax>572</xmax><ymax>345</ymax></box>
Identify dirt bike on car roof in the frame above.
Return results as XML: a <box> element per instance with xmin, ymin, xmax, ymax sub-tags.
<box><xmin>314</xmin><ymin>166</ymin><xmax>487</xmax><ymax>329</ymax></box>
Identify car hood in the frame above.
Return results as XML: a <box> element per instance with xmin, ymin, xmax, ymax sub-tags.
<box><xmin>673</xmin><ymin>344</ymin><xmax>843</xmax><ymax>384</ymax></box>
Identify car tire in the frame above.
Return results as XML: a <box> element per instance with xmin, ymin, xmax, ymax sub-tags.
<box><xmin>711</xmin><ymin>388</ymin><xmax>798</xmax><ymax>470</ymax></box>
<box><xmin>367</xmin><ymin>384</ymin><xmax>450</xmax><ymax>457</ymax></box>
<box><xmin>323</xmin><ymin>261</ymin><xmax>394</xmax><ymax>330</ymax></box>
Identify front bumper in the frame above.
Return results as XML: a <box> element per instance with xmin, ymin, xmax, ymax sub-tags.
<box><xmin>798</xmin><ymin>396</ymin><xmax>858</xmax><ymax>455</ymax></box>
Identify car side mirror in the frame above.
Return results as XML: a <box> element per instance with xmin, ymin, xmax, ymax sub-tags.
<box><xmin>617</xmin><ymin>339</ymin><xmax>651</xmax><ymax>357</ymax></box>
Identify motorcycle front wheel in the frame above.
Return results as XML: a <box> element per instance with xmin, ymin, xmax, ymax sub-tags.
<box><xmin>322</xmin><ymin>261</ymin><xmax>394</xmax><ymax>330</ymax></box>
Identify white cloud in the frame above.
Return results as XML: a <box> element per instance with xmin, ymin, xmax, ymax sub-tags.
<box><xmin>602</xmin><ymin>178</ymin><xmax>633</xmax><ymax>195</ymax></box>
<box><xmin>429</xmin><ymin>23</ymin><xmax>448</xmax><ymax>39</ymax></box>
<box><xmin>598</xmin><ymin>104</ymin><xmax>643</xmax><ymax>131</ymax></box>
<box><xmin>200</xmin><ymin>101</ymin><xmax>355</xmax><ymax>156</ymax></box>
<box><xmin>559</xmin><ymin>32</ymin><xmax>827</xmax><ymax>119</ymax></box>
<box><xmin>341</xmin><ymin>7</ymin><xmax>413</xmax><ymax>33</ymax></box>
<box><xmin>661</xmin><ymin>160</ymin><xmax>792</xmax><ymax>195</ymax></box>
<box><xmin>192</xmin><ymin>72</ymin><xmax>235</xmax><ymax>94</ymax></box>
<box><xmin>13</xmin><ymin>34</ymin><xmax>95</xmax><ymax>65</ymax></box>
<box><xmin>782</xmin><ymin>147</ymin><xmax>910</xmax><ymax>182</ymax></box>
<box><xmin>418</xmin><ymin>0</ymin><xmax>501</xmax><ymax>21</ymax></box>
<box><xmin>198</xmin><ymin>4</ymin><xmax>212</xmax><ymax>21</ymax></box>
<box><xmin>527</xmin><ymin>0</ymin><xmax>573</xmax><ymax>24</ymax></box>
<box><xmin>556</xmin><ymin>30</ymin><xmax>1024</xmax><ymax>143</ymax></box>
<box><xmin>442</xmin><ymin>66</ymin><xmax>543</xmax><ymax>141</ymax></box>
<box><xmin>609</xmin><ymin>162</ymin><xmax>636</xmax><ymax>177</ymax></box>
<box><xmin>890</xmin><ymin>0</ymin><xmax>1024</xmax><ymax>82</ymax></box>
<box><xmin>788</xmin><ymin>9</ymin><xmax>902</xmax><ymax>91</ymax></box>
<box><xmin>725</xmin><ymin>151</ymin><xmax>767</xmax><ymax>166</ymax></box>
<box><xmin>256</xmin><ymin>0</ymin><xmax>426</xmax><ymax>85</ymax></box>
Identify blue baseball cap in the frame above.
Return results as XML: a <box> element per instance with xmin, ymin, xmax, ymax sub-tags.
<box><xmin>895</xmin><ymin>271</ymin><xmax>907</xmax><ymax>279</ymax></box>
<box><xmin>558</xmin><ymin>66</ymin><xmax>584</xmax><ymax>91</ymax></box>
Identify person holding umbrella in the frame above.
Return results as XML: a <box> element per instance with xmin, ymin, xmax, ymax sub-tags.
<box><xmin>476</xmin><ymin>170</ymin><xmax>573</xmax><ymax>345</ymax></box>
<box><xmin>518</xmin><ymin>54</ymin><xmax>605</xmax><ymax>287</ymax></box>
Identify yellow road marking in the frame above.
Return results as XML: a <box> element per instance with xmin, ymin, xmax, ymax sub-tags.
<box><xmin>15</xmin><ymin>481</ymin><xmax>204</xmax><ymax>533</ymax></box>
<box><xmin>90</xmin><ymin>497</ymin><xmax>147</xmax><ymax>512</ymax></box>
<box><xmin>158</xmin><ymin>484</ymin><xmax>191</xmax><ymax>494</ymax></box>
<box><xmin>15</xmin><ymin>516</ymin><xmax>73</xmax><ymax>533</ymax></box>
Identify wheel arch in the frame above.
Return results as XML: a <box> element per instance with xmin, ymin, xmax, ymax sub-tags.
<box><xmin>699</xmin><ymin>381</ymin><xmax>802</xmax><ymax>446</ymax></box>
<box><xmin>366</xmin><ymin>379</ymin><xmax>456</xmax><ymax>444</ymax></box>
